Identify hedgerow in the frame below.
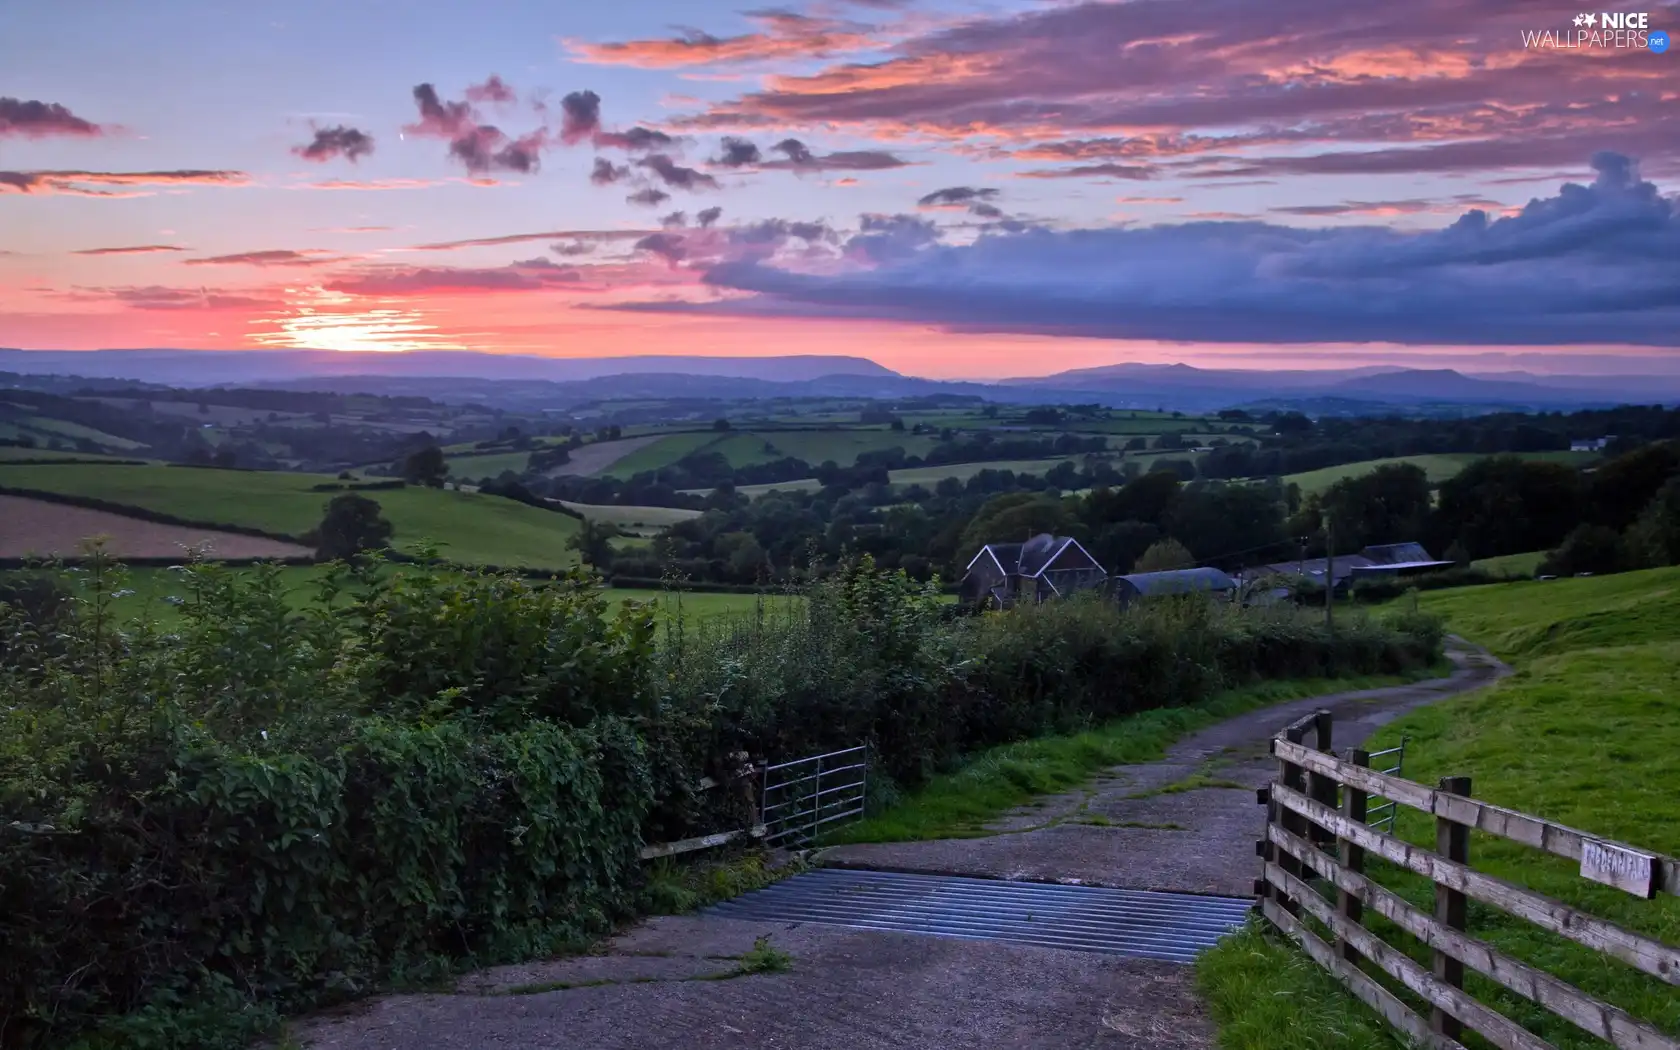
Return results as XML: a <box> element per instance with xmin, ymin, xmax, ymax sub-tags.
<box><xmin>0</xmin><ymin>553</ymin><xmax>1440</xmax><ymax>1048</ymax></box>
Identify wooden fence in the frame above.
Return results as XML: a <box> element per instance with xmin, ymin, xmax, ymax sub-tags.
<box><xmin>1256</xmin><ymin>709</ymin><xmax>1680</xmax><ymax>1050</ymax></box>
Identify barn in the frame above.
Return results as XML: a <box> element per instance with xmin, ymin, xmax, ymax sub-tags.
<box><xmin>1109</xmin><ymin>567</ymin><xmax>1238</xmax><ymax>606</ymax></box>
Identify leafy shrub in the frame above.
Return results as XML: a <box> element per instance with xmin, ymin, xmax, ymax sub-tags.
<box><xmin>0</xmin><ymin>557</ymin><xmax>652</xmax><ymax>1049</ymax></box>
<box><xmin>1539</xmin><ymin>523</ymin><xmax>1627</xmax><ymax>577</ymax></box>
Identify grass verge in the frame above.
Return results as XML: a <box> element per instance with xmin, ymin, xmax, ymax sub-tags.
<box><xmin>1196</xmin><ymin>566</ymin><xmax>1680</xmax><ymax>1050</ymax></box>
<box><xmin>640</xmin><ymin>850</ymin><xmax>805</xmax><ymax>916</ymax></box>
<box><xmin>826</xmin><ymin>666</ymin><xmax>1450</xmax><ymax>845</ymax></box>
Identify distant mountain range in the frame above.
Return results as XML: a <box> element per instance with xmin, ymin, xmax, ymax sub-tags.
<box><xmin>3</xmin><ymin>348</ymin><xmax>1679</xmax><ymax>414</ymax></box>
<box><xmin>0</xmin><ymin>349</ymin><xmax>895</xmax><ymax>386</ymax></box>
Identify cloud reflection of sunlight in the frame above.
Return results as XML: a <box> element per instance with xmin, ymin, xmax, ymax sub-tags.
<box><xmin>249</xmin><ymin>287</ymin><xmax>465</xmax><ymax>352</ymax></box>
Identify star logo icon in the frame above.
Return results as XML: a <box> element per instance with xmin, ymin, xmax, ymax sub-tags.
<box><xmin>1574</xmin><ymin>12</ymin><xmax>1588</xmax><ymax>24</ymax></box>
<box><xmin>1583</xmin><ymin>12</ymin><xmax>1598</xmax><ymax>26</ymax></box>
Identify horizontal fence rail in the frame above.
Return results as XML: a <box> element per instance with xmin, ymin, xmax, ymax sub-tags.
<box><xmin>639</xmin><ymin>752</ymin><xmax>765</xmax><ymax>861</ymax></box>
<box><xmin>1257</xmin><ymin>711</ymin><xmax>1680</xmax><ymax>1050</ymax></box>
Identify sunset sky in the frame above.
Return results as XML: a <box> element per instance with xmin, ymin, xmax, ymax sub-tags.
<box><xmin>3</xmin><ymin>0</ymin><xmax>1677</xmax><ymax>378</ymax></box>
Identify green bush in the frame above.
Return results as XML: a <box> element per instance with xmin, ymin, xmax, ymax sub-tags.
<box><xmin>0</xmin><ymin>557</ymin><xmax>652</xmax><ymax>1049</ymax></box>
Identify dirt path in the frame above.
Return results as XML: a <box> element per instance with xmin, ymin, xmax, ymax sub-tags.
<box><xmin>287</xmin><ymin>640</ymin><xmax>1508</xmax><ymax>1050</ymax></box>
<box><xmin>819</xmin><ymin>638</ymin><xmax>1510</xmax><ymax>897</ymax></box>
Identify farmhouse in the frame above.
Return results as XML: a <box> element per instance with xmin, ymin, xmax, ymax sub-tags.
<box><xmin>958</xmin><ymin>533</ymin><xmax>1107</xmax><ymax>608</ymax></box>
<box><xmin>1110</xmin><ymin>567</ymin><xmax>1238</xmax><ymax>606</ymax></box>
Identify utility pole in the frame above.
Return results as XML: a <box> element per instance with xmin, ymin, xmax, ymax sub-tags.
<box><xmin>1324</xmin><ymin>517</ymin><xmax>1335</xmax><ymax>630</ymax></box>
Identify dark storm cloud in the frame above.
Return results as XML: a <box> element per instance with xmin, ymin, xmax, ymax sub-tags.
<box><xmin>293</xmin><ymin>125</ymin><xmax>375</xmax><ymax>163</ymax></box>
<box><xmin>685</xmin><ymin>154</ymin><xmax>1680</xmax><ymax>348</ymax></box>
<box><xmin>560</xmin><ymin>90</ymin><xmax>602</xmax><ymax>145</ymax></box>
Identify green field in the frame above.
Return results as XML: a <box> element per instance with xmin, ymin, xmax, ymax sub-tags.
<box><xmin>600</xmin><ymin>431</ymin><xmax>720</xmax><ymax>477</ymax></box>
<box><xmin>2</xmin><ymin>413</ymin><xmax>148</xmax><ymax>450</ymax></box>
<box><xmin>1285</xmin><ymin>451</ymin><xmax>1599</xmax><ymax>494</ymax></box>
<box><xmin>714</xmin><ymin>456</ymin><xmax>1087</xmax><ymax>498</ymax></box>
<box><xmin>444</xmin><ymin>449</ymin><xmax>536</xmax><ymax>479</ymax></box>
<box><xmin>1198</xmin><ymin>568</ymin><xmax>1680</xmax><ymax>1049</ymax></box>
<box><xmin>98</xmin><ymin>566</ymin><xmax>789</xmax><ymax>623</ymax></box>
<box><xmin>1472</xmin><ymin>550</ymin><xmax>1546</xmax><ymax>577</ymax></box>
<box><xmin>0</xmin><ymin>463</ymin><xmax>581</xmax><ymax>569</ymax></box>
<box><xmin>0</xmin><ymin>446</ymin><xmax>143</xmax><ymax>463</ymax></box>
<box><xmin>599</xmin><ymin>427</ymin><xmax>947</xmax><ymax>477</ymax></box>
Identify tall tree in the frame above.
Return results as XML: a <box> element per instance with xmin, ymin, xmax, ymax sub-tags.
<box><xmin>400</xmin><ymin>444</ymin><xmax>447</xmax><ymax>488</ymax></box>
<box><xmin>1430</xmin><ymin>456</ymin><xmax>1583</xmax><ymax>560</ymax></box>
<box><xmin>568</xmin><ymin>519</ymin><xmax>622</xmax><ymax>570</ymax></box>
<box><xmin>312</xmin><ymin>494</ymin><xmax>394</xmax><ymax>562</ymax></box>
<box><xmin>1133</xmin><ymin>538</ymin><xmax>1195</xmax><ymax>573</ymax></box>
<box><xmin>1319</xmin><ymin>463</ymin><xmax>1432</xmax><ymax>550</ymax></box>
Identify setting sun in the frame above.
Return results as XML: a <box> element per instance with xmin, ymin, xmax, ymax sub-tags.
<box><xmin>249</xmin><ymin>288</ymin><xmax>464</xmax><ymax>352</ymax></box>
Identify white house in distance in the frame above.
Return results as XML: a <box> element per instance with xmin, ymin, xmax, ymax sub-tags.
<box><xmin>1571</xmin><ymin>436</ymin><xmax>1614</xmax><ymax>452</ymax></box>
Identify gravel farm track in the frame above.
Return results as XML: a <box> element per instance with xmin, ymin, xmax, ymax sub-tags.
<box><xmin>0</xmin><ymin>494</ymin><xmax>312</xmax><ymax>560</ymax></box>
<box><xmin>289</xmin><ymin>642</ymin><xmax>1510</xmax><ymax>1050</ymax></box>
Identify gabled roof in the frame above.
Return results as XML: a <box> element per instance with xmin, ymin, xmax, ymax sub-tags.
<box><xmin>1259</xmin><ymin>555</ymin><xmax>1374</xmax><ymax>583</ymax></box>
<box><xmin>965</xmin><ymin>542</ymin><xmax>1021</xmax><ymax>575</ymax></box>
<box><xmin>1361</xmin><ymin>542</ymin><xmax>1437</xmax><ymax>565</ymax></box>
<box><xmin>1018</xmin><ymin>533</ymin><xmax>1065</xmax><ymax>576</ymax></box>
<box><xmin>1117</xmin><ymin>567</ymin><xmax>1237</xmax><ymax>595</ymax></box>
<box><xmin>968</xmin><ymin>534</ymin><xmax>1099</xmax><ymax>579</ymax></box>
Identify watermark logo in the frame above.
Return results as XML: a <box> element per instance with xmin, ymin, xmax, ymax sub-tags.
<box><xmin>1521</xmin><ymin>11</ymin><xmax>1667</xmax><ymax>49</ymax></box>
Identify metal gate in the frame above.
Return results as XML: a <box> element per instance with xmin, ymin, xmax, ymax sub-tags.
<box><xmin>760</xmin><ymin>743</ymin><xmax>868</xmax><ymax>847</ymax></box>
<box><xmin>1364</xmin><ymin>735</ymin><xmax>1407</xmax><ymax>833</ymax></box>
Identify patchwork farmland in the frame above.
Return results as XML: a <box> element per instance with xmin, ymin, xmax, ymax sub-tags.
<box><xmin>0</xmin><ymin>462</ymin><xmax>581</xmax><ymax>570</ymax></box>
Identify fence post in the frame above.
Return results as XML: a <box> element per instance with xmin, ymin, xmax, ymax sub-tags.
<box><xmin>1276</xmin><ymin>723</ymin><xmax>1310</xmax><ymax>915</ymax></box>
<box><xmin>1432</xmin><ymin>774</ymin><xmax>1472</xmax><ymax>1039</ymax></box>
<box><xmin>1338</xmin><ymin>748</ymin><xmax>1369</xmax><ymax>965</ymax></box>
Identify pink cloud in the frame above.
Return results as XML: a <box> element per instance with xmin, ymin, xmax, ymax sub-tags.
<box><xmin>0</xmin><ymin>97</ymin><xmax>103</xmax><ymax>139</ymax></box>
<box><xmin>563</xmin><ymin>11</ymin><xmax>882</xmax><ymax>68</ymax></box>
<box><xmin>65</xmin><ymin>285</ymin><xmax>281</xmax><ymax>312</ymax></box>
<box><xmin>1</xmin><ymin>169</ymin><xmax>248</xmax><ymax>196</ymax></box>
<box><xmin>72</xmin><ymin>244</ymin><xmax>190</xmax><ymax>256</ymax></box>
<box><xmin>300</xmin><ymin>177</ymin><xmax>497</xmax><ymax>190</ymax></box>
<box><xmin>662</xmin><ymin>0</ymin><xmax>1680</xmax><ymax>180</ymax></box>
<box><xmin>464</xmin><ymin>75</ymin><xmax>516</xmax><ymax>103</ymax></box>
<box><xmin>183</xmin><ymin>250</ymin><xmax>342</xmax><ymax>267</ymax></box>
<box><xmin>408</xmin><ymin>229</ymin><xmax>655</xmax><ymax>251</ymax></box>
<box><xmin>325</xmin><ymin>259</ymin><xmax>585</xmax><ymax>296</ymax></box>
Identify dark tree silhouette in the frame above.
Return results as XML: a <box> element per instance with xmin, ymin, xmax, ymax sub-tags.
<box><xmin>400</xmin><ymin>444</ymin><xmax>447</xmax><ymax>488</ymax></box>
<box><xmin>312</xmin><ymin>494</ymin><xmax>394</xmax><ymax>561</ymax></box>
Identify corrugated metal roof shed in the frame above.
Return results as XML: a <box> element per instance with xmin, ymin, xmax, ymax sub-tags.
<box><xmin>1115</xmin><ymin>567</ymin><xmax>1237</xmax><ymax>596</ymax></box>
